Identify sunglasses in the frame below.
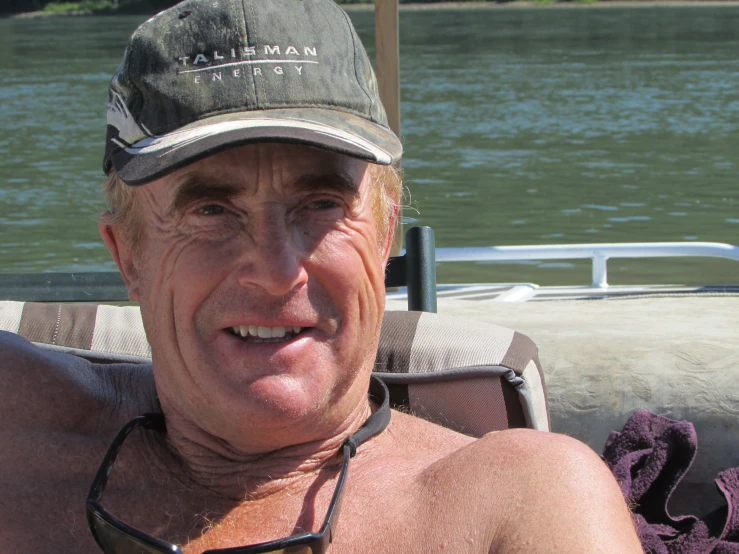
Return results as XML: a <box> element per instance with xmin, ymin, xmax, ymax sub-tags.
<box><xmin>87</xmin><ymin>377</ymin><xmax>391</xmax><ymax>554</ymax></box>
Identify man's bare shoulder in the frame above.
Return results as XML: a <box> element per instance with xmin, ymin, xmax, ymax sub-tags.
<box><xmin>0</xmin><ymin>330</ymin><xmax>157</xmax><ymax>433</ymax></box>
<box><xmin>383</xmin><ymin>407</ymin><xmax>595</xmax><ymax>472</ymax></box>
<box><xmin>385</xmin><ymin>409</ymin><xmax>618</xmax><ymax>496</ymax></box>
<box><xmin>380</xmin><ymin>411</ymin><xmax>642</xmax><ymax>553</ymax></box>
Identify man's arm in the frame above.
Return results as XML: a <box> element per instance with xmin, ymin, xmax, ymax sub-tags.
<box><xmin>0</xmin><ymin>331</ymin><xmax>156</xmax><ymax>433</ymax></box>
<box><xmin>0</xmin><ymin>330</ymin><xmax>108</xmax><ymax>431</ymax></box>
<box><xmin>485</xmin><ymin>429</ymin><xmax>642</xmax><ymax>553</ymax></box>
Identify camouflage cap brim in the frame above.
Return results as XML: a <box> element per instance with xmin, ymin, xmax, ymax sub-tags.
<box><xmin>109</xmin><ymin>107</ymin><xmax>402</xmax><ymax>186</ymax></box>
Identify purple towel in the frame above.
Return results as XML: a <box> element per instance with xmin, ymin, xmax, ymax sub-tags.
<box><xmin>603</xmin><ymin>410</ymin><xmax>739</xmax><ymax>554</ymax></box>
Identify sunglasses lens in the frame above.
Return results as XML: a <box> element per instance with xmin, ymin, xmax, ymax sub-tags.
<box><xmin>90</xmin><ymin>510</ymin><xmax>177</xmax><ymax>554</ymax></box>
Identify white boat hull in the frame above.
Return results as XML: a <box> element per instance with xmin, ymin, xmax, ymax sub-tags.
<box><xmin>387</xmin><ymin>294</ymin><xmax>739</xmax><ymax>516</ymax></box>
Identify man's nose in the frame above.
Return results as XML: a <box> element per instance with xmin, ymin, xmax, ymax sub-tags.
<box><xmin>235</xmin><ymin>213</ymin><xmax>309</xmax><ymax>296</ymax></box>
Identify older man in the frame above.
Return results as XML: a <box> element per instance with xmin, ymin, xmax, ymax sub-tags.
<box><xmin>1</xmin><ymin>0</ymin><xmax>642</xmax><ymax>552</ymax></box>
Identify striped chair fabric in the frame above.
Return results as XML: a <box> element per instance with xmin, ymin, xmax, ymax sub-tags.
<box><xmin>0</xmin><ymin>301</ymin><xmax>549</xmax><ymax>435</ymax></box>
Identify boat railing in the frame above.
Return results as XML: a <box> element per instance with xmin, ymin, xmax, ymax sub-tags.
<box><xmin>434</xmin><ymin>241</ymin><xmax>739</xmax><ymax>288</ymax></box>
<box><xmin>2</xmin><ymin>242</ymin><xmax>739</xmax><ymax>303</ymax></box>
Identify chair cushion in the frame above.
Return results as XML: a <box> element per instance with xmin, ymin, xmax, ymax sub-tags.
<box><xmin>0</xmin><ymin>301</ymin><xmax>549</xmax><ymax>435</ymax></box>
<box><xmin>378</xmin><ymin>311</ymin><xmax>549</xmax><ymax>433</ymax></box>
<box><xmin>1</xmin><ymin>301</ymin><xmax>150</xmax><ymax>362</ymax></box>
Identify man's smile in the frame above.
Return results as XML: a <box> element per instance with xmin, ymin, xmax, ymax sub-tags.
<box><xmin>216</xmin><ymin>322</ymin><xmax>324</xmax><ymax>358</ymax></box>
<box><xmin>227</xmin><ymin>325</ymin><xmax>307</xmax><ymax>343</ymax></box>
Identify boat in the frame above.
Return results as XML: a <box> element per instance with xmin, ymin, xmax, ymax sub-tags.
<box><xmin>1</xmin><ymin>0</ymin><xmax>737</xmax><ymax>526</ymax></box>
<box><xmin>388</xmin><ymin>240</ymin><xmax>739</xmax><ymax>517</ymax></box>
<box><xmin>370</xmin><ymin>0</ymin><xmax>739</xmax><ymax>518</ymax></box>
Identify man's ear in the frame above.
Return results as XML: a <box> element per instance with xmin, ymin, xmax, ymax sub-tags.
<box><xmin>99</xmin><ymin>220</ymin><xmax>140</xmax><ymax>302</ymax></box>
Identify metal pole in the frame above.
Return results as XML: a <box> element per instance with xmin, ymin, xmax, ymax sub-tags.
<box><xmin>405</xmin><ymin>226</ymin><xmax>437</xmax><ymax>313</ymax></box>
<box><xmin>591</xmin><ymin>254</ymin><xmax>609</xmax><ymax>288</ymax></box>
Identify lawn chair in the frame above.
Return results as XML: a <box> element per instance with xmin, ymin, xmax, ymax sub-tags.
<box><xmin>0</xmin><ymin>225</ymin><xmax>549</xmax><ymax>434</ymax></box>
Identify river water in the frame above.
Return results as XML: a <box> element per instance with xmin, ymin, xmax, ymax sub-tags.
<box><xmin>1</xmin><ymin>6</ymin><xmax>738</xmax><ymax>285</ymax></box>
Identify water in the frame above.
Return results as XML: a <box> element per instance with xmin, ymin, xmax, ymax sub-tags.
<box><xmin>1</xmin><ymin>6</ymin><xmax>738</xmax><ymax>285</ymax></box>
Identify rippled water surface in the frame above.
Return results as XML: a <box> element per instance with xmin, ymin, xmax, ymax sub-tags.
<box><xmin>1</xmin><ymin>7</ymin><xmax>738</xmax><ymax>285</ymax></box>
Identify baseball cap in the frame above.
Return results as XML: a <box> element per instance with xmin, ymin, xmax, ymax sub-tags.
<box><xmin>103</xmin><ymin>0</ymin><xmax>402</xmax><ymax>186</ymax></box>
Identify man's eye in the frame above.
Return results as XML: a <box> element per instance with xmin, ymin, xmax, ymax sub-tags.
<box><xmin>198</xmin><ymin>204</ymin><xmax>226</xmax><ymax>215</ymax></box>
<box><xmin>308</xmin><ymin>199</ymin><xmax>340</xmax><ymax>210</ymax></box>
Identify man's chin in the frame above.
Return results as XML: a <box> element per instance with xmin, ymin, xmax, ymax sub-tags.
<box><xmin>197</xmin><ymin>373</ymin><xmax>339</xmax><ymax>449</ymax></box>
<box><xmin>241</xmin><ymin>373</ymin><xmax>327</xmax><ymax>417</ymax></box>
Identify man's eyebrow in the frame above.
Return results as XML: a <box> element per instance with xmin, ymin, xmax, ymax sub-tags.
<box><xmin>168</xmin><ymin>177</ymin><xmax>241</xmax><ymax>216</ymax></box>
<box><xmin>290</xmin><ymin>173</ymin><xmax>359</xmax><ymax>195</ymax></box>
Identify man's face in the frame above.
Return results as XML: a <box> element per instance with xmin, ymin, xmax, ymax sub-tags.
<box><xmin>108</xmin><ymin>143</ymin><xmax>394</xmax><ymax>448</ymax></box>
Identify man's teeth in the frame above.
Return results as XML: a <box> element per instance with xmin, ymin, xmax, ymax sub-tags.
<box><xmin>230</xmin><ymin>325</ymin><xmax>303</xmax><ymax>339</ymax></box>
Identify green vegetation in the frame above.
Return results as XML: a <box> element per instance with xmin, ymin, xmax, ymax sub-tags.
<box><xmin>41</xmin><ymin>0</ymin><xmax>114</xmax><ymax>14</ymax></box>
<box><xmin>3</xmin><ymin>0</ymin><xmax>175</xmax><ymax>16</ymax></box>
<box><xmin>4</xmin><ymin>0</ymin><xmax>486</xmax><ymax>16</ymax></box>
<box><xmin>38</xmin><ymin>0</ymin><xmax>187</xmax><ymax>14</ymax></box>
<box><xmin>4</xmin><ymin>0</ymin><xmax>702</xmax><ymax>17</ymax></box>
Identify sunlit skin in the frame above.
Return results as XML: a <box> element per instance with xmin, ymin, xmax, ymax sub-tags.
<box><xmin>100</xmin><ymin>143</ymin><xmax>397</xmax><ymax>497</ymax></box>
<box><xmin>0</xmin><ymin>143</ymin><xmax>644</xmax><ymax>554</ymax></box>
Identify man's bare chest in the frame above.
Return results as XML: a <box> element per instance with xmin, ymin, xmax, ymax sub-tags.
<box><xmin>2</xmin><ymin>429</ymin><xmax>490</xmax><ymax>554</ymax></box>
<box><xmin>174</xmin><ymin>492</ymin><xmax>486</xmax><ymax>554</ymax></box>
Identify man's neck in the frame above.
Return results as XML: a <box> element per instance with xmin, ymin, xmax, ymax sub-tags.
<box><xmin>153</xmin><ymin>396</ymin><xmax>374</xmax><ymax>502</ymax></box>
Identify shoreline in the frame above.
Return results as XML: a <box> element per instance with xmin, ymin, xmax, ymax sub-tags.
<box><xmin>345</xmin><ymin>0</ymin><xmax>739</xmax><ymax>8</ymax></box>
<box><xmin>9</xmin><ymin>0</ymin><xmax>739</xmax><ymax>18</ymax></box>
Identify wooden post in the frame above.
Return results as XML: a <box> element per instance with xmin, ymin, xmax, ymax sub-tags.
<box><xmin>375</xmin><ymin>0</ymin><xmax>401</xmax><ymax>138</ymax></box>
<box><xmin>374</xmin><ymin>0</ymin><xmax>403</xmax><ymax>255</ymax></box>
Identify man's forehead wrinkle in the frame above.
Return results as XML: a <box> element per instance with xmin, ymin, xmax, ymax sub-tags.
<box><xmin>290</xmin><ymin>173</ymin><xmax>360</xmax><ymax>196</ymax></box>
